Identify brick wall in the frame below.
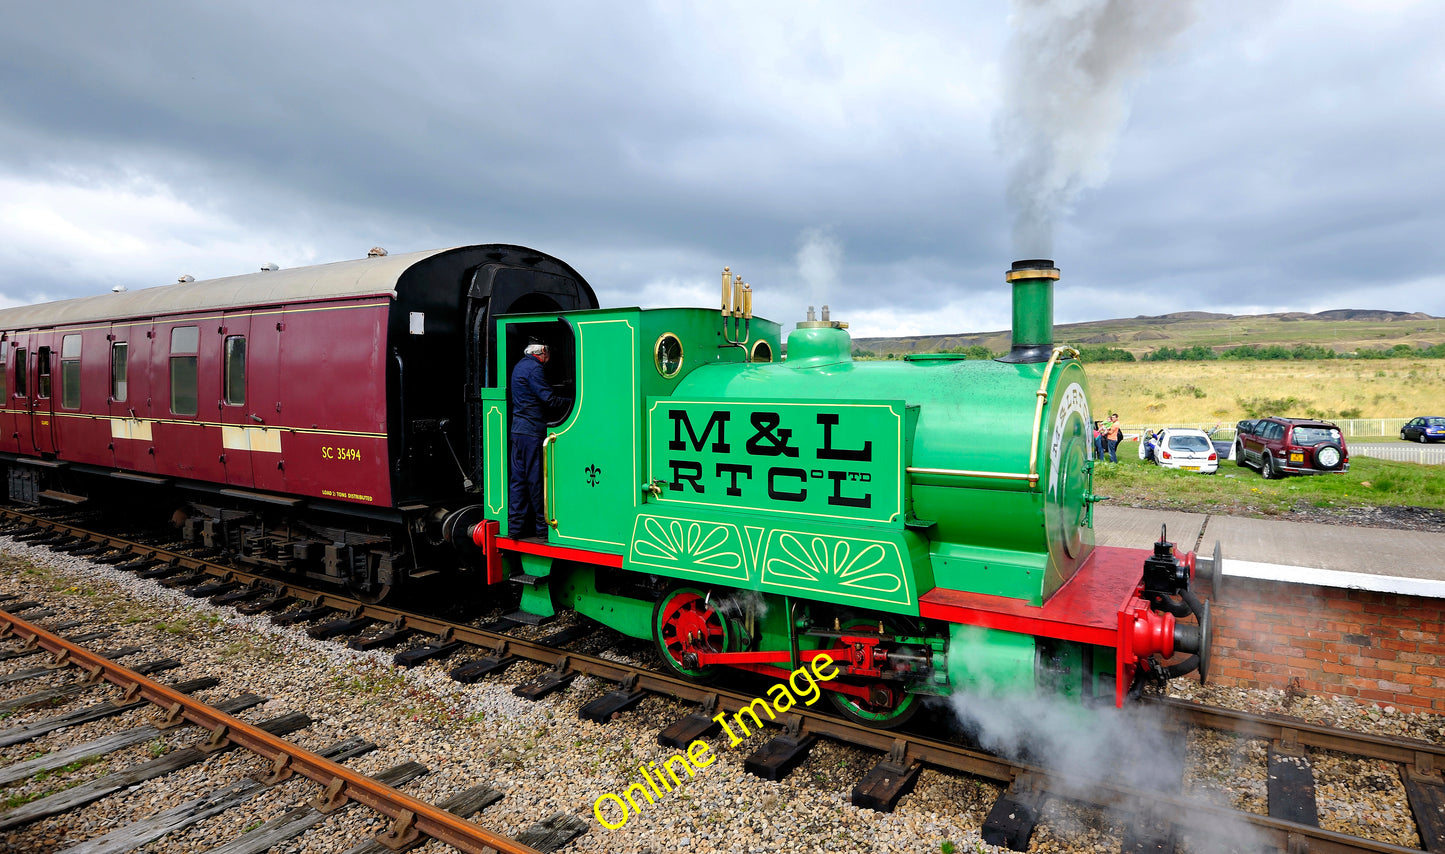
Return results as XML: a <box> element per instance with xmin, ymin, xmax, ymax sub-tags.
<box><xmin>1195</xmin><ymin>574</ymin><xmax>1445</xmax><ymax>712</ymax></box>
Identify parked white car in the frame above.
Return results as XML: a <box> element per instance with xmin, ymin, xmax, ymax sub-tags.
<box><xmin>1139</xmin><ymin>427</ymin><xmax>1219</xmax><ymax>473</ymax></box>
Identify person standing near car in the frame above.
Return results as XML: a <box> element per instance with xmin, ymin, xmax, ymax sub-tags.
<box><xmin>1105</xmin><ymin>412</ymin><xmax>1123</xmax><ymax>463</ymax></box>
<box><xmin>1093</xmin><ymin>420</ymin><xmax>1106</xmax><ymax>460</ymax></box>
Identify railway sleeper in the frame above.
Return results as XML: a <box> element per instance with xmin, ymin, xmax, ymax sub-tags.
<box><xmin>0</xmin><ymin>629</ymin><xmax>113</xmax><ymax>662</ymax></box>
<box><xmin>158</xmin><ymin>569</ymin><xmax>209</xmax><ymax>589</ymax></box>
<box><xmin>59</xmin><ymin>737</ymin><xmax>381</xmax><ymax>854</ymax></box>
<box><xmin>204</xmin><ymin>758</ymin><xmax>456</xmax><ymax>854</ymax></box>
<box><xmin>851</xmin><ymin>739</ymin><xmax>923</xmax><ymax>813</ymax></box>
<box><xmin>347</xmin><ymin>783</ymin><xmax>504</xmax><ymax>854</ymax></box>
<box><xmin>187</xmin><ymin>578</ymin><xmax>243</xmax><ymax>599</ymax></box>
<box><xmin>349</xmin><ymin>623</ymin><xmax>417</xmax><ymax>651</ymax></box>
<box><xmin>578</xmin><ymin>673</ymin><xmax>646</xmax><ymax>723</ymax></box>
<box><xmin>0</xmin><ymin>645</ymin><xmax>141</xmax><ymax>685</ymax></box>
<box><xmin>0</xmin><ymin>710</ymin><xmax>310</xmax><ymax>832</ymax></box>
<box><xmin>236</xmin><ymin>593</ymin><xmax>294</xmax><ymax>614</ymax></box>
<box><xmin>1267</xmin><ymin>740</ymin><xmax>1320</xmax><ymax>827</ymax></box>
<box><xmin>515</xmin><ymin>813</ymin><xmax>589</xmax><ymax>853</ymax></box>
<box><xmin>1405</xmin><ymin>770</ymin><xmax>1445</xmax><ymax>853</ymax></box>
<box><xmin>981</xmin><ymin>773</ymin><xmax>1047</xmax><ymax>852</ymax></box>
<box><xmin>449</xmin><ymin>653</ymin><xmax>522</xmax><ymax>683</ymax></box>
<box><xmin>658</xmin><ymin>695</ymin><xmax>723</xmax><ymax>749</ymax></box>
<box><xmin>271</xmin><ymin>602</ymin><xmax>336</xmax><ymax>626</ymax></box>
<box><xmin>211</xmin><ymin>584</ymin><xmax>268</xmax><ymax>606</ymax></box>
<box><xmin>514</xmin><ymin>659</ymin><xmax>578</xmax><ymax>700</ymax></box>
<box><xmin>0</xmin><ymin>676</ymin><xmax>222</xmax><ymax>749</ymax></box>
<box><xmin>394</xmin><ymin>638</ymin><xmax>463</xmax><ymax>668</ymax></box>
<box><xmin>307</xmin><ymin>615</ymin><xmax>372</xmax><ymax>640</ymax></box>
<box><xmin>743</xmin><ymin>715</ymin><xmax>816</xmax><ymax>782</ymax></box>
<box><xmin>0</xmin><ymin>692</ymin><xmax>265</xmax><ymax>787</ymax></box>
<box><xmin>0</xmin><ymin>657</ymin><xmax>182</xmax><ymax>713</ymax></box>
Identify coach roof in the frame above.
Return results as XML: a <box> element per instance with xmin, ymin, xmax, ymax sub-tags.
<box><xmin>0</xmin><ymin>247</ymin><xmax>450</xmax><ymax>331</ymax></box>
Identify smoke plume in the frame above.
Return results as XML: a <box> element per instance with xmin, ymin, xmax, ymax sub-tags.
<box><xmin>795</xmin><ymin>227</ymin><xmax>843</xmax><ymax>311</ymax></box>
<box><xmin>998</xmin><ymin>0</ymin><xmax>1197</xmax><ymax>257</ymax></box>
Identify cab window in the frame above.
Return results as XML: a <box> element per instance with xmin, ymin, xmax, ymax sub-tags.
<box><xmin>60</xmin><ymin>334</ymin><xmax>81</xmax><ymax>409</ymax></box>
<box><xmin>170</xmin><ymin>326</ymin><xmax>199</xmax><ymax>415</ymax></box>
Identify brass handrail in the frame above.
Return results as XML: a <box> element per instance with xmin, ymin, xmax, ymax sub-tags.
<box><xmin>542</xmin><ymin>433</ymin><xmax>558</xmax><ymax>528</ymax></box>
<box><xmin>1026</xmin><ymin>346</ymin><xmax>1081</xmax><ymax>489</ymax></box>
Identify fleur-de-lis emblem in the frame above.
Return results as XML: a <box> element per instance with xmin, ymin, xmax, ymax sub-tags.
<box><xmin>585</xmin><ymin>464</ymin><xmax>601</xmax><ymax>486</ymax></box>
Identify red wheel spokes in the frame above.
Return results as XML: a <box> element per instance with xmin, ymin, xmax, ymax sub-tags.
<box><xmin>661</xmin><ymin>592</ymin><xmax>724</xmax><ymax>665</ymax></box>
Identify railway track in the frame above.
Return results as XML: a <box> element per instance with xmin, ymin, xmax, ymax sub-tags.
<box><xmin>0</xmin><ymin>604</ymin><xmax>562</xmax><ymax>854</ymax></box>
<box><xmin>1</xmin><ymin>505</ymin><xmax>1443</xmax><ymax>853</ymax></box>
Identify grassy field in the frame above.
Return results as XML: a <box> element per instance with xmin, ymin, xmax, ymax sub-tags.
<box><xmin>1095</xmin><ymin>440</ymin><xmax>1445</xmax><ymax>513</ymax></box>
<box><xmin>1085</xmin><ymin>359</ymin><xmax>1445</xmax><ymax>425</ymax></box>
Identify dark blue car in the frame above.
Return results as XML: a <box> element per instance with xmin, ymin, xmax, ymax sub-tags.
<box><xmin>1402</xmin><ymin>416</ymin><xmax>1445</xmax><ymax>443</ymax></box>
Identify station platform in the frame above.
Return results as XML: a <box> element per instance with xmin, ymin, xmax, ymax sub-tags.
<box><xmin>1094</xmin><ymin>505</ymin><xmax>1445</xmax><ymax>597</ymax></box>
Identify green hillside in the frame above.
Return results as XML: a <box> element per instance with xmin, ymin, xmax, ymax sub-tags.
<box><xmin>853</xmin><ymin>309</ymin><xmax>1445</xmax><ymax>359</ymax></box>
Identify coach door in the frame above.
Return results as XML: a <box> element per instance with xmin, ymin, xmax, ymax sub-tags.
<box><xmin>10</xmin><ymin>337</ymin><xmax>34</xmax><ymax>454</ymax></box>
<box><xmin>29</xmin><ymin>339</ymin><xmax>59</xmax><ymax>456</ymax></box>
<box><xmin>108</xmin><ymin>323</ymin><xmax>157</xmax><ymax>473</ymax></box>
<box><xmin>246</xmin><ymin>311</ymin><xmax>284</xmax><ymax>494</ymax></box>
<box><xmin>218</xmin><ymin>313</ymin><xmax>257</xmax><ymax>487</ymax></box>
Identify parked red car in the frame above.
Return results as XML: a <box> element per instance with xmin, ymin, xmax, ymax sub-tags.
<box><xmin>1234</xmin><ymin>417</ymin><xmax>1349</xmax><ymax>479</ymax></box>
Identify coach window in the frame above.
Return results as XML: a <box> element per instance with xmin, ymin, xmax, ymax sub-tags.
<box><xmin>14</xmin><ymin>348</ymin><xmax>25</xmax><ymax>397</ymax></box>
<box><xmin>170</xmin><ymin>326</ymin><xmax>199</xmax><ymax>416</ymax></box>
<box><xmin>37</xmin><ymin>347</ymin><xmax>51</xmax><ymax>399</ymax></box>
<box><xmin>60</xmin><ymin>334</ymin><xmax>81</xmax><ymax>409</ymax></box>
<box><xmin>111</xmin><ymin>342</ymin><xmax>128</xmax><ymax>402</ymax></box>
<box><xmin>223</xmin><ymin>335</ymin><xmax>245</xmax><ymax>406</ymax></box>
<box><xmin>0</xmin><ymin>347</ymin><xmax>7</xmax><ymax>400</ymax></box>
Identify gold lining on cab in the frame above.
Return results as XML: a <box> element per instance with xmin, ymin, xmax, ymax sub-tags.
<box><xmin>654</xmin><ymin>332</ymin><xmax>684</xmax><ymax>378</ymax></box>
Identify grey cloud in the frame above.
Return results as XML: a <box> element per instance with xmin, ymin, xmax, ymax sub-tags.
<box><xmin>0</xmin><ymin>1</ymin><xmax>1442</xmax><ymax>337</ymax></box>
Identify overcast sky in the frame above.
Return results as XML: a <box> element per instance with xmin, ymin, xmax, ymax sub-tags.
<box><xmin>2</xmin><ymin>0</ymin><xmax>1442</xmax><ymax>338</ymax></box>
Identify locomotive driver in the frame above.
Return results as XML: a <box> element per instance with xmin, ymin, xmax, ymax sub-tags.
<box><xmin>509</xmin><ymin>341</ymin><xmax>569</xmax><ymax>539</ymax></box>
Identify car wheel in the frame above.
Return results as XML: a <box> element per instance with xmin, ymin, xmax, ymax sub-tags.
<box><xmin>1234</xmin><ymin>442</ymin><xmax>1246</xmax><ymax>467</ymax></box>
<box><xmin>1261</xmin><ymin>453</ymin><xmax>1279</xmax><ymax>479</ymax></box>
<box><xmin>1316</xmin><ymin>443</ymin><xmax>1344</xmax><ymax>470</ymax></box>
<box><xmin>1421</xmin><ymin>434</ymin><xmax>1430</xmax><ymax>444</ymax></box>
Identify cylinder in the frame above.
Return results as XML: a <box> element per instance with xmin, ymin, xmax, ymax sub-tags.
<box><xmin>998</xmin><ymin>259</ymin><xmax>1059</xmax><ymax>364</ymax></box>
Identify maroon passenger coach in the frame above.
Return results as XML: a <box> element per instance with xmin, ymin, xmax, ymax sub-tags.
<box><xmin>0</xmin><ymin>244</ymin><xmax>596</xmax><ymax>599</ymax></box>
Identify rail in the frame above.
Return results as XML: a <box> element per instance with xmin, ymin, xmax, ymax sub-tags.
<box><xmin>0</xmin><ymin>606</ymin><xmax>542</xmax><ymax>854</ymax></box>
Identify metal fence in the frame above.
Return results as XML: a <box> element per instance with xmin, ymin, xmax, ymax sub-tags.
<box><xmin>1351</xmin><ymin>444</ymin><xmax>1445</xmax><ymax>465</ymax></box>
<box><xmin>1120</xmin><ymin>418</ymin><xmax>1419</xmax><ymax>441</ymax></box>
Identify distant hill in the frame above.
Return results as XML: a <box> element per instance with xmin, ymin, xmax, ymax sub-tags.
<box><xmin>852</xmin><ymin>309</ymin><xmax>1445</xmax><ymax>358</ymax></box>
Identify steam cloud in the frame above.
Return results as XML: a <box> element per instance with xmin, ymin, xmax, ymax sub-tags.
<box><xmin>998</xmin><ymin>0</ymin><xmax>1197</xmax><ymax>257</ymax></box>
<box><xmin>795</xmin><ymin>227</ymin><xmax>843</xmax><ymax>311</ymax></box>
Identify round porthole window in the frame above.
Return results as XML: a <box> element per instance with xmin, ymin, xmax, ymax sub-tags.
<box><xmin>750</xmin><ymin>340</ymin><xmax>773</xmax><ymax>363</ymax></box>
<box><xmin>654</xmin><ymin>333</ymin><xmax>683</xmax><ymax>378</ymax></box>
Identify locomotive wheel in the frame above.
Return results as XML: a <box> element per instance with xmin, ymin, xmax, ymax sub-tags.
<box><xmin>653</xmin><ymin>586</ymin><xmax>730</xmax><ymax>680</ymax></box>
<box><xmin>825</xmin><ymin>620</ymin><xmax>919</xmax><ymax>730</ymax></box>
<box><xmin>346</xmin><ymin>579</ymin><xmax>392</xmax><ymax>604</ymax></box>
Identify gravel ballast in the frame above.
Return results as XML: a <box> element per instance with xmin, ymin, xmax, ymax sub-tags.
<box><xmin>0</xmin><ymin>535</ymin><xmax>1438</xmax><ymax>853</ymax></box>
